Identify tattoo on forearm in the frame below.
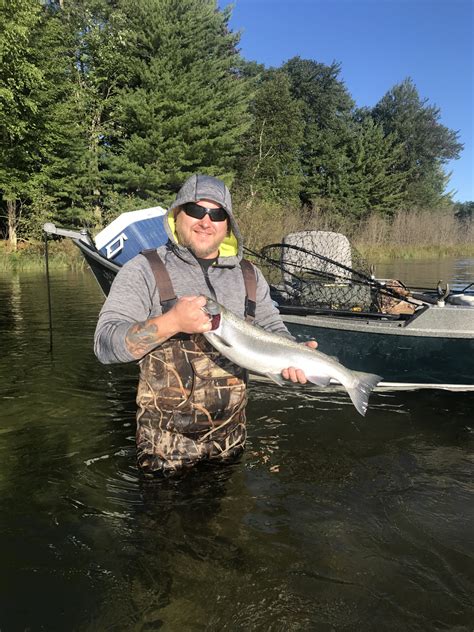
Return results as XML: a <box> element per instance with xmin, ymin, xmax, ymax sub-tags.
<box><xmin>126</xmin><ymin>322</ymin><xmax>167</xmax><ymax>358</ymax></box>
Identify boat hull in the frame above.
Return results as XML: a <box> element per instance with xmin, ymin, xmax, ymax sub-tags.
<box><xmin>283</xmin><ymin>311</ymin><xmax>474</xmax><ymax>388</ymax></box>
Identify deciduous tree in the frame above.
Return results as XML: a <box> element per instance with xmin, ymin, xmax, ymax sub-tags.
<box><xmin>235</xmin><ymin>70</ymin><xmax>304</xmax><ymax>207</ymax></box>
<box><xmin>0</xmin><ymin>0</ymin><xmax>44</xmax><ymax>246</ymax></box>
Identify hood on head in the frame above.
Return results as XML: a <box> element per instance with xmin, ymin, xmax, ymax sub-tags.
<box><xmin>170</xmin><ymin>174</ymin><xmax>233</xmax><ymax>215</ymax></box>
<box><xmin>165</xmin><ymin>174</ymin><xmax>242</xmax><ymax>260</ymax></box>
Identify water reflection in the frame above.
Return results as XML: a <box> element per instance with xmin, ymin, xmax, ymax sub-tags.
<box><xmin>0</xmin><ymin>266</ymin><xmax>473</xmax><ymax>631</ymax></box>
<box><xmin>375</xmin><ymin>256</ymin><xmax>474</xmax><ymax>291</ymax></box>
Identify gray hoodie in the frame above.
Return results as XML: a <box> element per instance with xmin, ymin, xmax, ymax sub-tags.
<box><xmin>94</xmin><ymin>174</ymin><xmax>291</xmax><ymax>364</ymax></box>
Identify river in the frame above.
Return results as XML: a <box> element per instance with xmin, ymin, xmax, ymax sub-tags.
<box><xmin>0</xmin><ymin>259</ymin><xmax>473</xmax><ymax>631</ymax></box>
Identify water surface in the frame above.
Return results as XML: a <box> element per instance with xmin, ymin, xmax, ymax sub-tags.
<box><xmin>0</xmin><ymin>261</ymin><xmax>473</xmax><ymax>631</ymax></box>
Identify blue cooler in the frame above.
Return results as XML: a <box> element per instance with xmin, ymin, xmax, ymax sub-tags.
<box><xmin>95</xmin><ymin>206</ymin><xmax>168</xmax><ymax>265</ymax></box>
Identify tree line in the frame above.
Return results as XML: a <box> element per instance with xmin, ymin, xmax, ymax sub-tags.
<box><xmin>0</xmin><ymin>0</ymin><xmax>469</xmax><ymax>249</ymax></box>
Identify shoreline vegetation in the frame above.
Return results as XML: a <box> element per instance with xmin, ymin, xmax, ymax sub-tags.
<box><xmin>3</xmin><ymin>2</ymin><xmax>471</xmax><ymax>268</ymax></box>
<box><xmin>1</xmin><ymin>208</ymin><xmax>473</xmax><ymax>273</ymax></box>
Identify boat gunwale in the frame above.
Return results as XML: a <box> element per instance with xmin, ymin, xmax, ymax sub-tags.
<box><xmin>282</xmin><ymin>309</ymin><xmax>474</xmax><ymax>339</ymax></box>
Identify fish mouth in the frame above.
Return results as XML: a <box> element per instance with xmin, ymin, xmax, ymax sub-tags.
<box><xmin>202</xmin><ymin>298</ymin><xmax>221</xmax><ymax>330</ymax></box>
<box><xmin>210</xmin><ymin>314</ymin><xmax>221</xmax><ymax>330</ymax></box>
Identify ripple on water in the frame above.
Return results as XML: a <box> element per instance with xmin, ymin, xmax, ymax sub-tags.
<box><xmin>1</xmin><ymin>270</ymin><xmax>474</xmax><ymax>631</ymax></box>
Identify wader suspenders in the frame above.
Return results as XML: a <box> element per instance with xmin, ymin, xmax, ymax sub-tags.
<box><xmin>141</xmin><ymin>249</ymin><xmax>257</xmax><ymax>322</ymax></box>
<box><xmin>141</xmin><ymin>249</ymin><xmax>177</xmax><ymax>313</ymax></box>
<box><xmin>239</xmin><ymin>258</ymin><xmax>256</xmax><ymax>323</ymax></box>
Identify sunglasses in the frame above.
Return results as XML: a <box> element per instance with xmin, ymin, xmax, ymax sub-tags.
<box><xmin>181</xmin><ymin>202</ymin><xmax>228</xmax><ymax>222</ymax></box>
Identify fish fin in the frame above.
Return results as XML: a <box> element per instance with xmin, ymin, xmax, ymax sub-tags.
<box><xmin>306</xmin><ymin>375</ymin><xmax>332</xmax><ymax>387</ymax></box>
<box><xmin>347</xmin><ymin>372</ymin><xmax>382</xmax><ymax>417</ymax></box>
<box><xmin>265</xmin><ymin>373</ymin><xmax>286</xmax><ymax>386</ymax></box>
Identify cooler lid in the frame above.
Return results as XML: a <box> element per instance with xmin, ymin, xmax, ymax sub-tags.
<box><xmin>94</xmin><ymin>206</ymin><xmax>167</xmax><ymax>251</ymax></box>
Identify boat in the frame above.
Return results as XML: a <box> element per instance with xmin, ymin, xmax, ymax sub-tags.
<box><xmin>43</xmin><ymin>211</ymin><xmax>474</xmax><ymax>391</ymax></box>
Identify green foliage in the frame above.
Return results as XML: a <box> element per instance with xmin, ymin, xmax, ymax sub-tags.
<box><xmin>28</xmin><ymin>6</ymin><xmax>97</xmax><ymax>229</ymax></box>
<box><xmin>454</xmin><ymin>200</ymin><xmax>474</xmax><ymax>223</ymax></box>
<box><xmin>0</xmin><ymin>0</ymin><xmax>99</xmax><ymax>241</ymax></box>
<box><xmin>101</xmin><ymin>0</ymin><xmax>252</xmax><ymax>209</ymax></box>
<box><xmin>281</xmin><ymin>57</ymin><xmax>411</xmax><ymax>219</ymax></box>
<box><xmin>283</xmin><ymin>56</ymin><xmax>355</xmax><ymax>204</ymax></box>
<box><xmin>0</xmin><ymin>2</ymin><xmax>466</xmax><ymax>244</ymax></box>
<box><xmin>371</xmin><ymin>78</ymin><xmax>463</xmax><ymax>209</ymax></box>
<box><xmin>235</xmin><ymin>70</ymin><xmax>304</xmax><ymax>205</ymax></box>
<box><xmin>0</xmin><ymin>0</ymin><xmax>44</xmax><ymax>202</ymax></box>
<box><xmin>329</xmin><ymin>117</ymin><xmax>408</xmax><ymax>217</ymax></box>
<box><xmin>61</xmin><ymin>0</ymin><xmax>136</xmax><ymax>227</ymax></box>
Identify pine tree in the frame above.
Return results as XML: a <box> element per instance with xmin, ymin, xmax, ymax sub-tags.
<box><xmin>27</xmin><ymin>4</ymin><xmax>96</xmax><ymax>231</ymax></box>
<box><xmin>54</xmin><ymin>0</ymin><xmax>134</xmax><ymax>228</ymax></box>
<box><xmin>330</xmin><ymin>117</ymin><xmax>408</xmax><ymax>218</ymax></box>
<box><xmin>371</xmin><ymin>78</ymin><xmax>463</xmax><ymax>209</ymax></box>
<box><xmin>283</xmin><ymin>57</ymin><xmax>354</xmax><ymax>206</ymax></box>
<box><xmin>101</xmin><ymin>0</ymin><xmax>252</xmax><ymax>213</ymax></box>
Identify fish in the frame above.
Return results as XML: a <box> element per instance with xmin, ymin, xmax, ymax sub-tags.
<box><xmin>203</xmin><ymin>297</ymin><xmax>382</xmax><ymax>416</ymax></box>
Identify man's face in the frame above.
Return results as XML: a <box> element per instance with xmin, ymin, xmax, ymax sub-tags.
<box><xmin>175</xmin><ymin>199</ymin><xmax>229</xmax><ymax>259</ymax></box>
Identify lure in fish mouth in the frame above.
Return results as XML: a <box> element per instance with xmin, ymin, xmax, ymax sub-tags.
<box><xmin>202</xmin><ymin>297</ymin><xmax>382</xmax><ymax>416</ymax></box>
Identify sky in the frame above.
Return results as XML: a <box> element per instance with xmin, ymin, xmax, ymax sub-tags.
<box><xmin>223</xmin><ymin>0</ymin><xmax>473</xmax><ymax>203</ymax></box>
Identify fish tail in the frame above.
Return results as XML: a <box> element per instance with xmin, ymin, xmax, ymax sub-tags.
<box><xmin>347</xmin><ymin>372</ymin><xmax>382</xmax><ymax>416</ymax></box>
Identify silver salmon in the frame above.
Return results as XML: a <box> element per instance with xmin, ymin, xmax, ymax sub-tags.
<box><xmin>203</xmin><ymin>298</ymin><xmax>381</xmax><ymax>416</ymax></box>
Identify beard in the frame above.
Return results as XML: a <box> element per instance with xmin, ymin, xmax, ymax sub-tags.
<box><xmin>175</xmin><ymin>213</ymin><xmax>229</xmax><ymax>259</ymax></box>
<box><xmin>177</xmin><ymin>230</ymin><xmax>222</xmax><ymax>258</ymax></box>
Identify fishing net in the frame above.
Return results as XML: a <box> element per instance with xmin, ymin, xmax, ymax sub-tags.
<box><xmin>248</xmin><ymin>231</ymin><xmax>415</xmax><ymax>314</ymax></box>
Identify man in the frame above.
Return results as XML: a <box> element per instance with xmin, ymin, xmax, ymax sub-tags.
<box><xmin>94</xmin><ymin>174</ymin><xmax>315</xmax><ymax>476</ymax></box>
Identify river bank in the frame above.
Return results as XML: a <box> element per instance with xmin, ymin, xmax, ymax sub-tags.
<box><xmin>1</xmin><ymin>207</ymin><xmax>473</xmax><ymax>271</ymax></box>
<box><xmin>0</xmin><ymin>239</ymin><xmax>86</xmax><ymax>272</ymax></box>
<box><xmin>1</xmin><ymin>238</ymin><xmax>474</xmax><ymax>272</ymax></box>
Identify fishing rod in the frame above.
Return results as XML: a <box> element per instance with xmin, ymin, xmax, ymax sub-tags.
<box><xmin>245</xmin><ymin>243</ymin><xmax>437</xmax><ymax>306</ymax></box>
<box><xmin>243</xmin><ymin>246</ymin><xmax>342</xmax><ymax>296</ymax></box>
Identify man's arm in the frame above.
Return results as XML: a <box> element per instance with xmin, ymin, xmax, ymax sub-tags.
<box><xmin>124</xmin><ymin>296</ymin><xmax>212</xmax><ymax>360</ymax></box>
<box><xmin>253</xmin><ymin>265</ymin><xmax>295</xmax><ymax>338</ymax></box>
<box><xmin>94</xmin><ymin>257</ymin><xmax>212</xmax><ymax>364</ymax></box>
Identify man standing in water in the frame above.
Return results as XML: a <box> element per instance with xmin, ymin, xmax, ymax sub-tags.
<box><xmin>94</xmin><ymin>174</ymin><xmax>315</xmax><ymax>476</ymax></box>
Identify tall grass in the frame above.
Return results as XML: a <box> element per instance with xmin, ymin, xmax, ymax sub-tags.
<box><xmin>235</xmin><ymin>203</ymin><xmax>474</xmax><ymax>261</ymax></box>
<box><xmin>0</xmin><ymin>239</ymin><xmax>83</xmax><ymax>272</ymax></box>
<box><xmin>234</xmin><ymin>201</ymin><xmax>354</xmax><ymax>251</ymax></box>
<box><xmin>354</xmin><ymin>209</ymin><xmax>474</xmax><ymax>260</ymax></box>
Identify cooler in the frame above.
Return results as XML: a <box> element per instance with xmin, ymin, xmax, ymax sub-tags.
<box><xmin>94</xmin><ymin>206</ymin><xmax>168</xmax><ymax>265</ymax></box>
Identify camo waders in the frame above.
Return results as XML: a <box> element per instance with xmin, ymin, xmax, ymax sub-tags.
<box><xmin>136</xmin><ymin>250</ymin><xmax>256</xmax><ymax>476</ymax></box>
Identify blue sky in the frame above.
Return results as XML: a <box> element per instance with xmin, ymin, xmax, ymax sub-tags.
<box><xmin>223</xmin><ymin>0</ymin><xmax>473</xmax><ymax>203</ymax></box>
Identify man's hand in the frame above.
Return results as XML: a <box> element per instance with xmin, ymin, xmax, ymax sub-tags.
<box><xmin>281</xmin><ymin>340</ymin><xmax>318</xmax><ymax>384</ymax></box>
<box><xmin>168</xmin><ymin>295</ymin><xmax>212</xmax><ymax>334</ymax></box>
<box><xmin>125</xmin><ymin>295</ymin><xmax>211</xmax><ymax>359</ymax></box>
